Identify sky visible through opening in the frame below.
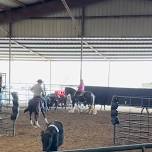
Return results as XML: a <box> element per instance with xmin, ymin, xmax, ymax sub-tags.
<box><xmin>0</xmin><ymin>60</ymin><xmax>152</xmax><ymax>88</ymax></box>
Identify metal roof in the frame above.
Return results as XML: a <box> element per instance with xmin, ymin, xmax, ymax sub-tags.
<box><xmin>0</xmin><ymin>1</ymin><xmax>152</xmax><ymax>62</ymax></box>
<box><xmin>0</xmin><ymin>0</ymin><xmax>42</xmax><ymax>11</ymax></box>
<box><xmin>1</xmin><ymin>37</ymin><xmax>152</xmax><ymax>61</ymax></box>
<box><xmin>0</xmin><ymin>0</ymin><xmax>102</xmax><ymax>24</ymax></box>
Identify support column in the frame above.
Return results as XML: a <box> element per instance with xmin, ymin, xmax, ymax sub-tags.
<box><xmin>49</xmin><ymin>60</ymin><xmax>52</xmax><ymax>93</ymax></box>
<box><xmin>8</xmin><ymin>23</ymin><xmax>12</xmax><ymax>104</ymax></box>
<box><xmin>80</xmin><ymin>7</ymin><xmax>85</xmax><ymax>81</ymax></box>
<box><xmin>108</xmin><ymin>61</ymin><xmax>111</xmax><ymax>87</ymax></box>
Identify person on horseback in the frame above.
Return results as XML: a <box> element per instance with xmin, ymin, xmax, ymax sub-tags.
<box><xmin>77</xmin><ymin>79</ymin><xmax>85</xmax><ymax>96</ymax></box>
<box><xmin>30</xmin><ymin>79</ymin><xmax>45</xmax><ymax>110</ymax></box>
<box><xmin>74</xmin><ymin>79</ymin><xmax>85</xmax><ymax>106</ymax></box>
<box><xmin>24</xmin><ymin>79</ymin><xmax>48</xmax><ymax>127</ymax></box>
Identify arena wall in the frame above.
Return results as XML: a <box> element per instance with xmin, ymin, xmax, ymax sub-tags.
<box><xmin>86</xmin><ymin>86</ymin><xmax>152</xmax><ymax>106</ymax></box>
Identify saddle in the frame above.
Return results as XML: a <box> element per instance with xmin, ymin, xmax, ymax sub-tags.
<box><xmin>75</xmin><ymin>91</ymin><xmax>85</xmax><ymax>97</ymax></box>
<box><xmin>28</xmin><ymin>96</ymin><xmax>43</xmax><ymax>108</ymax></box>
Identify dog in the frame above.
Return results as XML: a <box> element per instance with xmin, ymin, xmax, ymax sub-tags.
<box><xmin>41</xmin><ymin>120</ymin><xmax>64</xmax><ymax>152</ymax></box>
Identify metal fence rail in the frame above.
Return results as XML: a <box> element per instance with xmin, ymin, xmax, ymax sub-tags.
<box><xmin>0</xmin><ymin>106</ymin><xmax>14</xmax><ymax>136</ymax></box>
<box><xmin>111</xmin><ymin>95</ymin><xmax>152</xmax><ymax>145</ymax></box>
<box><xmin>64</xmin><ymin>143</ymin><xmax>152</xmax><ymax>152</ymax></box>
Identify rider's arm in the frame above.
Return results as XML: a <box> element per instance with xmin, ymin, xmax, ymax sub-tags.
<box><xmin>30</xmin><ymin>86</ymin><xmax>34</xmax><ymax>93</ymax></box>
<box><xmin>40</xmin><ymin>86</ymin><xmax>45</xmax><ymax>97</ymax></box>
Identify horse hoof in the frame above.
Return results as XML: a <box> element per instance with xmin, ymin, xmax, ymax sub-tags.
<box><xmin>30</xmin><ymin>120</ymin><xmax>34</xmax><ymax>126</ymax></box>
<box><xmin>44</xmin><ymin>118</ymin><xmax>49</xmax><ymax>124</ymax></box>
<box><xmin>33</xmin><ymin>125</ymin><xmax>38</xmax><ymax>128</ymax></box>
<box><xmin>35</xmin><ymin>121</ymin><xmax>41</xmax><ymax>128</ymax></box>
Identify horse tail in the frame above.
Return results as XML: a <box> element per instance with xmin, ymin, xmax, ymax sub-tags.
<box><xmin>24</xmin><ymin>107</ymin><xmax>29</xmax><ymax>113</ymax></box>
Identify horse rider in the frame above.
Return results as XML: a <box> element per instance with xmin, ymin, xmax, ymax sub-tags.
<box><xmin>30</xmin><ymin>79</ymin><xmax>47</xmax><ymax>111</ymax></box>
<box><xmin>76</xmin><ymin>79</ymin><xmax>85</xmax><ymax>97</ymax></box>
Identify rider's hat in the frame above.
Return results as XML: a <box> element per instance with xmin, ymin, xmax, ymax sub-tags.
<box><xmin>37</xmin><ymin>79</ymin><xmax>43</xmax><ymax>83</ymax></box>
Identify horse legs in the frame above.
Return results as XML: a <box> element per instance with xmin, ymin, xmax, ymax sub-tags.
<box><xmin>141</xmin><ymin>107</ymin><xmax>144</xmax><ymax>114</ymax></box>
<box><xmin>34</xmin><ymin>112</ymin><xmax>41</xmax><ymax>128</ymax></box>
<box><xmin>29</xmin><ymin>112</ymin><xmax>34</xmax><ymax>126</ymax></box>
<box><xmin>54</xmin><ymin>100</ymin><xmax>58</xmax><ymax>110</ymax></box>
<box><xmin>104</xmin><ymin>104</ymin><xmax>106</xmax><ymax>110</ymax></box>
<box><xmin>146</xmin><ymin>108</ymin><xmax>149</xmax><ymax>114</ymax></box>
<box><xmin>141</xmin><ymin>107</ymin><xmax>149</xmax><ymax>115</ymax></box>
<box><xmin>64</xmin><ymin>100</ymin><xmax>67</xmax><ymax>109</ymax></box>
<box><xmin>41</xmin><ymin>108</ymin><xmax>48</xmax><ymax>124</ymax></box>
<box><xmin>72</xmin><ymin>97</ymin><xmax>75</xmax><ymax>108</ymax></box>
<box><xmin>88</xmin><ymin>94</ymin><xmax>97</xmax><ymax>115</ymax></box>
<box><xmin>61</xmin><ymin>100</ymin><xmax>66</xmax><ymax>110</ymax></box>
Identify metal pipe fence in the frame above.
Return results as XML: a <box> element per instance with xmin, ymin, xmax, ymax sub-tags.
<box><xmin>64</xmin><ymin>143</ymin><xmax>152</xmax><ymax>152</ymax></box>
<box><xmin>1</xmin><ymin>83</ymin><xmax>77</xmax><ymax>106</ymax></box>
<box><xmin>0</xmin><ymin>105</ymin><xmax>15</xmax><ymax>136</ymax></box>
<box><xmin>112</xmin><ymin>95</ymin><xmax>152</xmax><ymax>145</ymax></box>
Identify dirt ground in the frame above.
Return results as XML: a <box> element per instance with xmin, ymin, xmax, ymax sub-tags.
<box><xmin>0</xmin><ymin>109</ymin><xmax>113</xmax><ymax>152</ymax></box>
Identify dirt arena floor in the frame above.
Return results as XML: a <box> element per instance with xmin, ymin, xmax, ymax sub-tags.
<box><xmin>0</xmin><ymin>109</ymin><xmax>113</xmax><ymax>152</ymax></box>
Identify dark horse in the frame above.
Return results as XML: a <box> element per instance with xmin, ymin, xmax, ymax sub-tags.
<box><xmin>64</xmin><ymin>87</ymin><xmax>95</xmax><ymax>113</ymax></box>
<box><xmin>46</xmin><ymin>93</ymin><xmax>67</xmax><ymax>110</ymax></box>
<box><xmin>24</xmin><ymin>96</ymin><xmax>48</xmax><ymax>128</ymax></box>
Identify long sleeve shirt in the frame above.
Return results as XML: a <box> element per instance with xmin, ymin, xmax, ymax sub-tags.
<box><xmin>77</xmin><ymin>83</ymin><xmax>85</xmax><ymax>92</ymax></box>
<box><xmin>31</xmin><ymin>83</ymin><xmax>44</xmax><ymax>97</ymax></box>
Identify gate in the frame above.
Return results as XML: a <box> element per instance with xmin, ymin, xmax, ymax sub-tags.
<box><xmin>111</xmin><ymin>95</ymin><xmax>152</xmax><ymax>145</ymax></box>
<box><xmin>0</xmin><ymin>92</ymin><xmax>19</xmax><ymax>136</ymax></box>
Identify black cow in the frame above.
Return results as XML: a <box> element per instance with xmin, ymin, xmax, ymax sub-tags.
<box><xmin>41</xmin><ymin>120</ymin><xmax>64</xmax><ymax>152</ymax></box>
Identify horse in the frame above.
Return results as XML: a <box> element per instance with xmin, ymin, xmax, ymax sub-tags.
<box><xmin>46</xmin><ymin>93</ymin><xmax>67</xmax><ymax>110</ymax></box>
<box><xmin>24</xmin><ymin>96</ymin><xmax>48</xmax><ymax>128</ymax></box>
<box><xmin>66</xmin><ymin>94</ymin><xmax>73</xmax><ymax>108</ymax></box>
<box><xmin>41</xmin><ymin>120</ymin><xmax>64</xmax><ymax>152</ymax></box>
<box><xmin>64</xmin><ymin>87</ymin><xmax>76</xmax><ymax>107</ymax></box>
<box><xmin>45</xmin><ymin>93</ymin><xmax>58</xmax><ymax>110</ymax></box>
<box><xmin>64</xmin><ymin>87</ymin><xmax>96</xmax><ymax>114</ymax></box>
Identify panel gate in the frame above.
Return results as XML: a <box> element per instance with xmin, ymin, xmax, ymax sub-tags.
<box><xmin>111</xmin><ymin>95</ymin><xmax>152</xmax><ymax>145</ymax></box>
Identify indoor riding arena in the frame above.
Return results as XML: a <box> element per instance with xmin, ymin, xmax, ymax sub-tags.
<box><xmin>1</xmin><ymin>0</ymin><xmax>152</xmax><ymax>152</ymax></box>
<box><xmin>0</xmin><ymin>110</ymin><xmax>113</xmax><ymax>152</ymax></box>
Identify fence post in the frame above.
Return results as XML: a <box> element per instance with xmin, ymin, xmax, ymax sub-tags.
<box><xmin>113</xmin><ymin>124</ymin><xmax>116</xmax><ymax>144</ymax></box>
<box><xmin>12</xmin><ymin>120</ymin><xmax>16</xmax><ymax>136</ymax></box>
<box><xmin>141</xmin><ymin>146</ymin><xmax>145</xmax><ymax>152</ymax></box>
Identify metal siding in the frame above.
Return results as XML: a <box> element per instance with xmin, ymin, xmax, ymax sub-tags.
<box><xmin>19</xmin><ymin>0</ymin><xmax>41</xmax><ymax>4</ymax></box>
<box><xmin>85</xmin><ymin>0</ymin><xmax>152</xmax><ymax>16</ymax></box>
<box><xmin>0</xmin><ymin>24</ymin><xmax>9</xmax><ymax>37</ymax></box>
<box><xmin>3</xmin><ymin>0</ymin><xmax>152</xmax><ymax>37</ymax></box>
<box><xmin>46</xmin><ymin>8</ymin><xmax>82</xmax><ymax>17</ymax></box>
<box><xmin>0</xmin><ymin>0</ymin><xmax>41</xmax><ymax>6</ymax></box>
<box><xmin>85</xmin><ymin>17</ymin><xmax>152</xmax><ymax>37</ymax></box>
<box><xmin>12</xmin><ymin>19</ymin><xmax>81</xmax><ymax>37</ymax></box>
<box><xmin>0</xmin><ymin>0</ymin><xmax>19</xmax><ymax>7</ymax></box>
